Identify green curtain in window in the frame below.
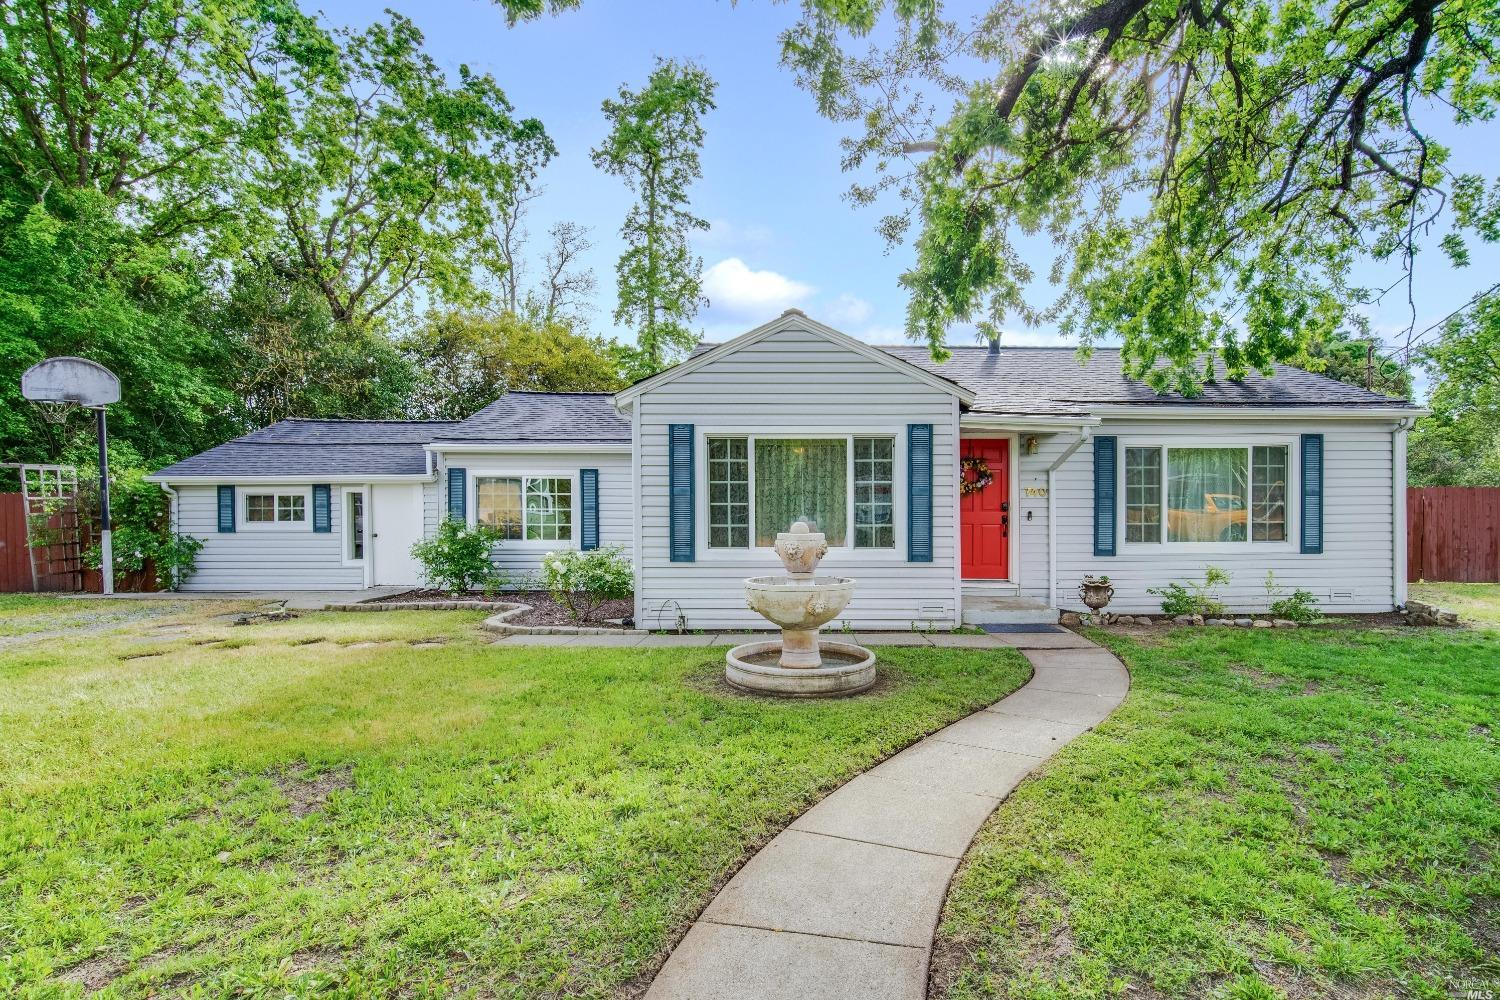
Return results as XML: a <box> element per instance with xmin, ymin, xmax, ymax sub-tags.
<box><xmin>755</xmin><ymin>439</ymin><xmax>847</xmax><ymax>545</ymax></box>
<box><xmin>1167</xmin><ymin>448</ymin><xmax>1248</xmax><ymax>542</ymax></box>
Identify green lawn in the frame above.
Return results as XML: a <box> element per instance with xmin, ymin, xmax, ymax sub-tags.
<box><xmin>933</xmin><ymin>622</ymin><xmax>1500</xmax><ymax>1000</ymax></box>
<box><xmin>1412</xmin><ymin>582</ymin><xmax>1500</xmax><ymax>627</ymax></box>
<box><xmin>0</xmin><ymin>600</ymin><xmax>1029</xmax><ymax>999</ymax></box>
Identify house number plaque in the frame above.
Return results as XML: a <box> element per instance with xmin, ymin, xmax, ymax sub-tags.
<box><xmin>1022</xmin><ymin>486</ymin><xmax>1048</xmax><ymax>498</ymax></box>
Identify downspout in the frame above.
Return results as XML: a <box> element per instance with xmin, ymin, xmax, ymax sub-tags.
<box><xmin>157</xmin><ymin>482</ymin><xmax>180</xmax><ymax>591</ymax></box>
<box><xmin>1392</xmin><ymin>416</ymin><xmax>1415</xmax><ymax>609</ymax></box>
<box><xmin>1047</xmin><ymin>427</ymin><xmax>1092</xmax><ymax>610</ymax></box>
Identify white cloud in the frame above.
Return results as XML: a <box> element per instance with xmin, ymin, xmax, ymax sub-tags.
<box><xmin>702</xmin><ymin>257</ymin><xmax>814</xmax><ymax>317</ymax></box>
<box><xmin>856</xmin><ymin>324</ymin><xmax>909</xmax><ymax>345</ymax></box>
<box><xmin>823</xmin><ymin>293</ymin><xmax>874</xmax><ymax>327</ymax></box>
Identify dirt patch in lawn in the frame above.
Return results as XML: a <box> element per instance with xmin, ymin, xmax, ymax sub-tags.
<box><xmin>274</xmin><ymin>764</ymin><xmax>354</xmax><ymax>818</ymax></box>
<box><xmin>57</xmin><ymin>953</ymin><xmax>124</xmax><ymax>991</ymax></box>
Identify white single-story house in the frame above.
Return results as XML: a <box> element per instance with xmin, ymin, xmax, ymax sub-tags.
<box><xmin>148</xmin><ymin>310</ymin><xmax>1422</xmax><ymax>627</ymax></box>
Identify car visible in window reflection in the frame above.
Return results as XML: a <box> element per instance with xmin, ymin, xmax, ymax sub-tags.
<box><xmin>1169</xmin><ymin>492</ymin><xmax>1248</xmax><ymax>541</ymax></box>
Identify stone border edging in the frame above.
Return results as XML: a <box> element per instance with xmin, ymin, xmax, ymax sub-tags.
<box><xmin>643</xmin><ymin>630</ymin><xmax>1130</xmax><ymax>1000</ymax></box>
<box><xmin>480</xmin><ymin>606</ymin><xmax>648</xmax><ymax>636</ymax></box>
<box><xmin>328</xmin><ymin>599</ymin><xmax>521</xmax><ymax>612</ymax></box>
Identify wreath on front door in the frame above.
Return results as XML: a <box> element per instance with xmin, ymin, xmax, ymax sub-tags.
<box><xmin>960</xmin><ymin>455</ymin><xmax>994</xmax><ymax>495</ymax></box>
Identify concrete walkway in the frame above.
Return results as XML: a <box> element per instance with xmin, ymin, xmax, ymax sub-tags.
<box><xmin>640</xmin><ymin>628</ymin><xmax>1129</xmax><ymax>1000</ymax></box>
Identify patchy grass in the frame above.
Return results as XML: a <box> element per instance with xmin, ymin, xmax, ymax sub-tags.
<box><xmin>932</xmin><ymin>624</ymin><xmax>1500</xmax><ymax>1000</ymax></box>
<box><xmin>0</xmin><ymin>602</ymin><xmax>1030</xmax><ymax>998</ymax></box>
<box><xmin>1411</xmin><ymin>582</ymin><xmax>1500</xmax><ymax>627</ymax></box>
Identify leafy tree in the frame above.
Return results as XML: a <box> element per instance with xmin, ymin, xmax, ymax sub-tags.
<box><xmin>779</xmin><ymin>0</ymin><xmax>1500</xmax><ymax>392</ymax></box>
<box><xmin>235</xmin><ymin>10</ymin><xmax>555</xmax><ymax>327</ymax></box>
<box><xmin>401</xmin><ymin>311</ymin><xmax>623</xmax><ymax>420</ymax></box>
<box><xmin>1410</xmin><ymin>293</ymin><xmax>1500</xmax><ymax>485</ymax></box>
<box><xmin>0</xmin><ymin>0</ymin><xmax>254</xmax><ymax>236</ymax></box>
<box><xmin>592</xmin><ymin>59</ymin><xmax>716</xmax><ymax>375</ymax></box>
<box><xmin>1293</xmin><ymin>328</ymin><xmax>1412</xmax><ymax>398</ymax></box>
<box><xmin>216</xmin><ymin>264</ymin><xmax>417</xmax><ymax>428</ymax></box>
<box><xmin>0</xmin><ymin>186</ymin><xmax>232</xmax><ymax>465</ymax></box>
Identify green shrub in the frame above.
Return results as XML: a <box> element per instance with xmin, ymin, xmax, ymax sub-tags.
<box><xmin>79</xmin><ymin>466</ymin><xmax>204</xmax><ymax>591</ymax></box>
<box><xmin>410</xmin><ymin>519</ymin><xmax>504</xmax><ymax>594</ymax></box>
<box><xmin>1149</xmin><ymin>565</ymin><xmax>1230</xmax><ymax>616</ymax></box>
<box><xmin>539</xmin><ymin>546</ymin><xmax>633</xmax><ymax>623</ymax></box>
<box><xmin>1269</xmin><ymin>589</ymin><xmax>1323</xmax><ymax>623</ymax></box>
<box><xmin>1264</xmin><ymin>570</ymin><xmax>1323</xmax><ymax>623</ymax></box>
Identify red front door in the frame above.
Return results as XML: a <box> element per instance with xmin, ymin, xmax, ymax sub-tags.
<box><xmin>961</xmin><ymin>438</ymin><xmax>1010</xmax><ymax>579</ymax></box>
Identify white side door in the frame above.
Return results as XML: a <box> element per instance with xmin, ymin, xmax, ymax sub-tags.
<box><xmin>370</xmin><ymin>483</ymin><xmax>426</xmax><ymax>586</ymax></box>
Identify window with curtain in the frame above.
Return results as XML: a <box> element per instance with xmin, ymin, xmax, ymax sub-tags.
<box><xmin>706</xmin><ymin>435</ymin><xmax>897</xmax><ymax>549</ymax></box>
<box><xmin>854</xmin><ymin>437</ymin><xmax>894</xmax><ymax>548</ymax></box>
<box><xmin>1123</xmin><ymin>444</ymin><xmax>1289</xmax><ymax>544</ymax></box>
<box><xmin>708</xmin><ymin>438</ymin><xmax>749</xmax><ymax>548</ymax></box>
<box><xmin>1168</xmin><ymin>448</ymin><xmax>1248</xmax><ymax>542</ymax></box>
<box><xmin>475</xmin><ymin>477</ymin><xmax>523</xmax><ymax>539</ymax></box>
<box><xmin>755</xmin><ymin>438</ymin><xmax>847</xmax><ymax>545</ymax></box>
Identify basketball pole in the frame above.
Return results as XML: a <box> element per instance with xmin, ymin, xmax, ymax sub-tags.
<box><xmin>95</xmin><ymin>406</ymin><xmax>113</xmax><ymax>596</ymax></box>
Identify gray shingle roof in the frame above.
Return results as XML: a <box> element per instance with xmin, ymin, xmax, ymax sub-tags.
<box><xmin>882</xmin><ymin>346</ymin><xmax>1415</xmax><ymax>414</ymax></box>
<box><xmin>435</xmin><ymin>391</ymin><xmax>630</xmax><ymax>444</ymax></box>
<box><xmin>151</xmin><ymin>419</ymin><xmax>458</xmax><ymax>479</ymax></box>
<box><xmin>685</xmin><ymin>340</ymin><xmax>1408</xmax><ymax>412</ymax></box>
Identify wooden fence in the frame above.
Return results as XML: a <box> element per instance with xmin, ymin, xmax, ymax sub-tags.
<box><xmin>1408</xmin><ymin>487</ymin><xmax>1500</xmax><ymax>583</ymax></box>
<box><xmin>0</xmin><ymin>491</ymin><xmax>79</xmax><ymax>592</ymax></box>
<box><xmin>0</xmin><ymin>492</ymin><xmax>158</xmax><ymax>593</ymax></box>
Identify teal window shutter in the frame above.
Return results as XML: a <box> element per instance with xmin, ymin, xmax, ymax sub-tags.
<box><xmin>669</xmin><ymin>424</ymin><xmax>694</xmax><ymax>562</ymax></box>
<box><xmin>580</xmin><ymin>469</ymin><xmax>599</xmax><ymax>550</ymax></box>
<box><xmin>1094</xmin><ymin>436</ymin><xmax>1117</xmax><ymax>556</ymax></box>
<box><xmin>907</xmin><ymin>423</ymin><xmax>933</xmax><ymax>562</ymax></box>
<box><xmin>311</xmin><ymin>484</ymin><xmax>331</xmax><ymax>532</ymax></box>
<box><xmin>447</xmin><ymin>467</ymin><xmax>466</xmax><ymax>521</ymax></box>
<box><xmin>217</xmin><ymin>485</ymin><xmax>235</xmax><ymax>533</ymax></box>
<box><xmin>1300</xmin><ymin>434</ymin><xmax>1324</xmax><ymax>554</ymax></box>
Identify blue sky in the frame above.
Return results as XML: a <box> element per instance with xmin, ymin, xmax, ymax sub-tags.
<box><xmin>311</xmin><ymin>0</ymin><xmax>1499</xmax><ymax>364</ymax></box>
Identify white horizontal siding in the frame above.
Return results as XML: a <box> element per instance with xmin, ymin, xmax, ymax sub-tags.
<box><xmin>175</xmin><ymin>484</ymin><xmax>364</xmax><ymax>591</ymax></box>
<box><xmin>636</xmin><ymin>325</ymin><xmax>962</xmax><ymax>630</ymax></box>
<box><xmin>431</xmin><ymin>449</ymin><xmax>633</xmax><ymax>586</ymax></box>
<box><xmin>1033</xmin><ymin>418</ymin><xmax>1399</xmax><ymax>613</ymax></box>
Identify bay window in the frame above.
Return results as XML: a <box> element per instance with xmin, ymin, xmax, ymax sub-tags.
<box><xmin>706</xmin><ymin>435</ymin><xmax>896</xmax><ymax>550</ymax></box>
<box><xmin>1124</xmin><ymin>443</ymin><xmax>1289</xmax><ymax>545</ymax></box>
<box><xmin>475</xmin><ymin>475</ymin><xmax>572</xmax><ymax>541</ymax></box>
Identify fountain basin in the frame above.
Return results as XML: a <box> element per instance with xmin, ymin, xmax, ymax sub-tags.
<box><xmin>725</xmin><ymin>640</ymin><xmax>876</xmax><ymax>697</ymax></box>
<box><xmin>744</xmin><ymin>575</ymin><xmax>855</xmax><ymax>629</ymax></box>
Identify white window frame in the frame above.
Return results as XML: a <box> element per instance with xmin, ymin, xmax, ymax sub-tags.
<box><xmin>468</xmin><ymin>470</ymin><xmax>579</xmax><ymax>549</ymax></box>
<box><xmin>239</xmin><ymin>487</ymin><xmax>312</xmax><ymax>531</ymax></box>
<box><xmin>697</xmin><ymin>429</ymin><xmax>903</xmax><ymax>557</ymax></box>
<box><xmin>1118</xmin><ymin>436</ymin><xmax>1298</xmax><ymax>553</ymax></box>
<box><xmin>341</xmin><ymin>486</ymin><xmax>367</xmax><ymax>567</ymax></box>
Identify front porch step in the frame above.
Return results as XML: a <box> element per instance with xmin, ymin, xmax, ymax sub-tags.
<box><xmin>962</xmin><ymin>596</ymin><xmax>1059</xmax><ymax>626</ymax></box>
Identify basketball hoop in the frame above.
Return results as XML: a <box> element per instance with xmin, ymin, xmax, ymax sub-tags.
<box><xmin>19</xmin><ymin>357</ymin><xmax>122</xmax><ymax>595</ymax></box>
<box><xmin>33</xmin><ymin>399</ymin><xmax>78</xmax><ymax>426</ymax></box>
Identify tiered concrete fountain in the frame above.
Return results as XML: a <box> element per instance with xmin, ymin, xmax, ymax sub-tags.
<box><xmin>724</xmin><ymin>520</ymin><xmax>876</xmax><ymax>697</ymax></box>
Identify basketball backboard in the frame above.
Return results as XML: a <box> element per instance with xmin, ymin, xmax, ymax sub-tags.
<box><xmin>20</xmin><ymin>356</ymin><xmax>121</xmax><ymax>408</ymax></box>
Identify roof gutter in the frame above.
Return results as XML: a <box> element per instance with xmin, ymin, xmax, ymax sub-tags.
<box><xmin>1081</xmin><ymin>404</ymin><xmax>1428</xmax><ymax>420</ymax></box>
<box><xmin>145</xmin><ymin>474</ymin><xmax>432</xmax><ymax>485</ymax></box>
<box><xmin>1047</xmin><ymin>425</ymin><xmax>1093</xmax><ymax>611</ymax></box>
<box><xmin>424</xmin><ymin>442</ymin><xmax>632</xmax><ymax>454</ymax></box>
<box><xmin>960</xmin><ymin>413</ymin><xmax>1102</xmax><ymax>432</ymax></box>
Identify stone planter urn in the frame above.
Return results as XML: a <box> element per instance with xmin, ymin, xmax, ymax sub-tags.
<box><xmin>1078</xmin><ymin>575</ymin><xmax>1114</xmax><ymax>612</ymax></box>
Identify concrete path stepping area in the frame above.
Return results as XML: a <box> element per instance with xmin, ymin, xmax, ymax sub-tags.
<box><xmin>641</xmin><ymin>628</ymin><xmax>1130</xmax><ymax>1000</ymax></box>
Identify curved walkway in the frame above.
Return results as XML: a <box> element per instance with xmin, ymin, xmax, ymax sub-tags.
<box><xmin>644</xmin><ymin>628</ymin><xmax>1130</xmax><ymax>1000</ymax></box>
